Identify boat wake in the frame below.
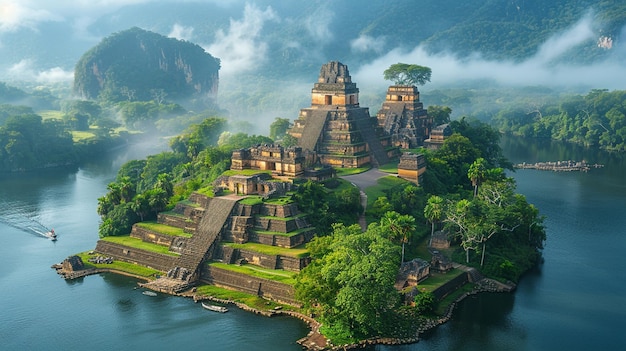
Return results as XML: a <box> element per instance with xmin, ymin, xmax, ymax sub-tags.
<box><xmin>0</xmin><ymin>202</ymin><xmax>55</xmax><ymax>240</ymax></box>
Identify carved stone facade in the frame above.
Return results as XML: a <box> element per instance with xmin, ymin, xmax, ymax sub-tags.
<box><xmin>376</xmin><ymin>85</ymin><xmax>433</xmax><ymax>149</ymax></box>
<box><xmin>424</xmin><ymin>123</ymin><xmax>452</xmax><ymax>150</ymax></box>
<box><xmin>288</xmin><ymin>61</ymin><xmax>397</xmax><ymax>168</ymax></box>
<box><xmin>397</xmin><ymin>152</ymin><xmax>426</xmax><ymax>185</ymax></box>
<box><xmin>231</xmin><ymin>144</ymin><xmax>305</xmax><ymax>177</ymax></box>
<box><xmin>395</xmin><ymin>258</ymin><xmax>431</xmax><ymax>290</ymax></box>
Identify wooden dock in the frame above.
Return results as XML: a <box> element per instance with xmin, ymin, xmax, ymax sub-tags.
<box><xmin>514</xmin><ymin>160</ymin><xmax>604</xmax><ymax>172</ymax></box>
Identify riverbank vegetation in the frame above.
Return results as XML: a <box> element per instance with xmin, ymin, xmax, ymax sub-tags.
<box><xmin>87</xmin><ymin>108</ymin><xmax>546</xmax><ymax>345</ymax></box>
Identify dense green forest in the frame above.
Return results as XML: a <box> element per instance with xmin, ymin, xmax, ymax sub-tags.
<box><xmin>94</xmin><ymin>112</ymin><xmax>545</xmax><ymax>343</ymax></box>
<box><xmin>73</xmin><ymin>27</ymin><xmax>220</xmax><ymax>107</ymax></box>
<box><xmin>491</xmin><ymin>89</ymin><xmax>626</xmax><ymax>151</ymax></box>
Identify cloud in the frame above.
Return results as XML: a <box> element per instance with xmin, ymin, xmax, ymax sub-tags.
<box><xmin>303</xmin><ymin>6</ymin><xmax>333</xmax><ymax>42</ymax></box>
<box><xmin>353</xmin><ymin>14</ymin><xmax>626</xmax><ymax>91</ymax></box>
<box><xmin>350</xmin><ymin>34</ymin><xmax>387</xmax><ymax>54</ymax></box>
<box><xmin>0</xmin><ymin>1</ymin><xmax>62</xmax><ymax>32</ymax></box>
<box><xmin>7</xmin><ymin>59</ymin><xmax>73</xmax><ymax>82</ymax></box>
<box><xmin>168</xmin><ymin>23</ymin><xmax>194</xmax><ymax>41</ymax></box>
<box><xmin>205</xmin><ymin>3</ymin><xmax>278</xmax><ymax>75</ymax></box>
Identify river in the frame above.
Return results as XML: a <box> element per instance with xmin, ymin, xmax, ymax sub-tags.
<box><xmin>374</xmin><ymin>135</ymin><xmax>626</xmax><ymax>350</ymax></box>
<box><xmin>1</xmin><ymin>136</ymin><xmax>624</xmax><ymax>350</ymax></box>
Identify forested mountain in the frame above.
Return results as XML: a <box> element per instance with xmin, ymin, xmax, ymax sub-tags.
<box><xmin>73</xmin><ymin>27</ymin><xmax>220</xmax><ymax>104</ymax></box>
<box><xmin>0</xmin><ymin>0</ymin><xmax>624</xmax><ymax>82</ymax></box>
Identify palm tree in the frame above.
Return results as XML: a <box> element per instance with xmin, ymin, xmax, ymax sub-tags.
<box><xmin>468</xmin><ymin>158</ymin><xmax>488</xmax><ymax>197</ymax></box>
<box><xmin>382</xmin><ymin>211</ymin><xmax>416</xmax><ymax>264</ymax></box>
<box><xmin>424</xmin><ymin>195</ymin><xmax>444</xmax><ymax>247</ymax></box>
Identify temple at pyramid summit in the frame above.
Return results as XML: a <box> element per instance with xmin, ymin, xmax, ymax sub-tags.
<box><xmin>376</xmin><ymin>85</ymin><xmax>433</xmax><ymax>149</ymax></box>
<box><xmin>287</xmin><ymin>61</ymin><xmax>399</xmax><ymax>168</ymax></box>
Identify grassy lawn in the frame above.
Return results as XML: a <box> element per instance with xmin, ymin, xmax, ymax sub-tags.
<box><xmin>334</xmin><ymin>167</ymin><xmax>370</xmax><ymax>176</ymax></box>
<box><xmin>77</xmin><ymin>252</ymin><xmax>162</xmax><ymax>278</ymax></box>
<box><xmin>363</xmin><ymin>175</ymin><xmax>410</xmax><ymax>206</ymax></box>
<box><xmin>194</xmin><ymin>284</ymin><xmax>299</xmax><ymax>312</ymax></box>
<box><xmin>135</xmin><ymin>221</ymin><xmax>192</xmax><ymax>237</ymax></box>
<box><xmin>101</xmin><ymin>235</ymin><xmax>179</xmax><ymax>256</ymax></box>
<box><xmin>378</xmin><ymin>161</ymin><xmax>399</xmax><ymax>173</ymax></box>
<box><xmin>416</xmin><ymin>268</ymin><xmax>465</xmax><ymax>292</ymax></box>
<box><xmin>209</xmin><ymin>262</ymin><xmax>297</xmax><ymax>285</ymax></box>
<box><xmin>253</xmin><ymin>227</ymin><xmax>313</xmax><ymax>238</ymax></box>
<box><xmin>223</xmin><ymin>242</ymin><xmax>309</xmax><ymax>258</ymax></box>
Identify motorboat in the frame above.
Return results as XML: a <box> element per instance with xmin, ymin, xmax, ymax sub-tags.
<box><xmin>201</xmin><ymin>302</ymin><xmax>228</xmax><ymax>313</ymax></box>
<box><xmin>142</xmin><ymin>291</ymin><xmax>157</xmax><ymax>297</ymax></box>
<box><xmin>45</xmin><ymin>229</ymin><xmax>57</xmax><ymax>241</ymax></box>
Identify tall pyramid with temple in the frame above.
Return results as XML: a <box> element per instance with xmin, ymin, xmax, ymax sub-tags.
<box><xmin>287</xmin><ymin>61</ymin><xmax>398</xmax><ymax>168</ymax></box>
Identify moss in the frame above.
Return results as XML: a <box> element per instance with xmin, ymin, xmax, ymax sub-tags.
<box><xmin>135</xmin><ymin>221</ymin><xmax>192</xmax><ymax>237</ymax></box>
<box><xmin>209</xmin><ymin>262</ymin><xmax>297</xmax><ymax>285</ymax></box>
<box><xmin>101</xmin><ymin>235</ymin><xmax>179</xmax><ymax>256</ymax></box>
<box><xmin>223</xmin><ymin>242</ymin><xmax>309</xmax><ymax>258</ymax></box>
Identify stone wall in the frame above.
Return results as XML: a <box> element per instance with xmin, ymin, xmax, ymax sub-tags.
<box><xmin>130</xmin><ymin>225</ymin><xmax>176</xmax><ymax>247</ymax></box>
<box><xmin>201</xmin><ymin>265</ymin><xmax>298</xmax><ymax>305</ymax></box>
<box><xmin>430</xmin><ymin>272</ymin><xmax>469</xmax><ymax>300</ymax></box>
<box><xmin>94</xmin><ymin>240</ymin><xmax>178</xmax><ymax>272</ymax></box>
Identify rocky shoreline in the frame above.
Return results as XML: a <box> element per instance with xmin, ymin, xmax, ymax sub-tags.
<box><xmin>53</xmin><ymin>256</ymin><xmax>514</xmax><ymax>350</ymax></box>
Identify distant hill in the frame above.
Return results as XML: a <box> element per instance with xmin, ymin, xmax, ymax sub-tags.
<box><xmin>0</xmin><ymin>0</ymin><xmax>624</xmax><ymax>84</ymax></box>
<box><xmin>73</xmin><ymin>27</ymin><xmax>220</xmax><ymax>103</ymax></box>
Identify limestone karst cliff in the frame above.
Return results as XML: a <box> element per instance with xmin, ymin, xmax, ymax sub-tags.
<box><xmin>73</xmin><ymin>27</ymin><xmax>220</xmax><ymax>103</ymax></box>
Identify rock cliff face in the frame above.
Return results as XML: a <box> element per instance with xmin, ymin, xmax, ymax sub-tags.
<box><xmin>73</xmin><ymin>27</ymin><xmax>220</xmax><ymax>103</ymax></box>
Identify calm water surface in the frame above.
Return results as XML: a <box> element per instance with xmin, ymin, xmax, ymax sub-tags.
<box><xmin>2</xmin><ymin>137</ymin><xmax>625</xmax><ymax>351</ymax></box>
<box><xmin>375</xmin><ymin>135</ymin><xmax>626</xmax><ymax>350</ymax></box>
<box><xmin>0</xmin><ymin>144</ymin><xmax>308</xmax><ymax>351</ymax></box>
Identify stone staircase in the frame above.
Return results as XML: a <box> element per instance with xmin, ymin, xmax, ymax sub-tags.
<box><xmin>173</xmin><ymin>197</ymin><xmax>238</xmax><ymax>281</ymax></box>
<box><xmin>352</xmin><ymin>112</ymin><xmax>389</xmax><ymax>167</ymax></box>
<box><xmin>298</xmin><ymin>110</ymin><xmax>329</xmax><ymax>151</ymax></box>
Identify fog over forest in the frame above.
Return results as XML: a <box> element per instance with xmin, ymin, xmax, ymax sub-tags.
<box><xmin>1</xmin><ymin>0</ymin><xmax>625</xmax><ymax>130</ymax></box>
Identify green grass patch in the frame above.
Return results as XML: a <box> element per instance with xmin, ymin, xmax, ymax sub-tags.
<box><xmin>416</xmin><ymin>268</ymin><xmax>465</xmax><ymax>292</ymax></box>
<box><xmin>102</xmin><ymin>235</ymin><xmax>180</xmax><ymax>256</ymax></box>
<box><xmin>196</xmin><ymin>186</ymin><xmax>215</xmax><ymax>197</ymax></box>
<box><xmin>135</xmin><ymin>221</ymin><xmax>192</xmax><ymax>237</ymax></box>
<box><xmin>194</xmin><ymin>284</ymin><xmax>299</xmax><ymax>312</ymax></box>
<box><xmin>363</xmin><ymin>175</ymin><xmax>409</xmax><ymax>206</ymax></box>
<box><xmin>253</xmin><ymin>227</ymin><xmax>313</xmax><ymax>238</ymax></box>
<box><xmin>221</xmin><ymin>169</ymin><xmax>272</xmax><ymax>177</ymax></box>
<box><xmin>238</xmin><ymin>196</ymin><xmax>263</xmax><ymax>205</ymax></box>
<box><xmin>223</xmin><ymin>242</ymin><xmax>309</xmax><ymax>258</ymax></box>
<box><xmin>378</xmin><ymin>161</ymin><xmax>399</xmax><ymax>173</ymax></box>
<box><xmin>334</xmin><ymin>167</ymin><xmax>370</xmax><ymax>176</ymax></box>
<box><xmin>77</xmin><ymin>252</ymin><xmax>162</xmax><ymax>278</ymax></box>
<box><xmin>209</xmin><ymin>262</ymin><xmax>297</xmax><ymax>285</ymax></box>
<box><xmin>434</xmin><ymin>283</ymin><xmax>475</xmax><ymax>315</ymax></box>
<box><xmin>264</xmin><ymin>195</ymin><xmax>294</xmax><ymax>205</ymax></box>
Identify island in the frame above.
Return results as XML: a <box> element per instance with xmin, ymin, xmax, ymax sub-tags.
<box><xmin>54</xmin><ymin>61</ymin><xmax>546</xmax><ymax>349</ymax></box>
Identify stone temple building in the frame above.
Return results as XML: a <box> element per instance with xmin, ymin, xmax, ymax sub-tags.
<box><xmin>287</xmin><ymin>61</ymin><xmax>398</xmax><ymax>168</ymax></box>
<box><xmin>376</xmin><ymin>85</ymin><xmax>433</xmax><ymax>149</ymax></box>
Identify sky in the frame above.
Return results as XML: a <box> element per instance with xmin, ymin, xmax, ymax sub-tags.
<box><xmin>0</xmin><ymin>0</ymin><xmax>625</xmax><ymax>90</ymax></box>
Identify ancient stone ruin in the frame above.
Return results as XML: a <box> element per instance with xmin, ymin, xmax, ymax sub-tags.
<box><xmin>376</xmin><ymin>85</ymin><xmax>433</xmax><ymax>149</ymax></box>
<box><xmin>287</xmin><ymin>61</ymin><xmax>398</xmax><ymax>168</ymax></box>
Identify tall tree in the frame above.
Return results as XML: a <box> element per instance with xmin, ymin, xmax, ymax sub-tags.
<box><xmin>424</xmin><ymin>195</ymin><xmax>444</xmax><ymax>246</ymax></box>
<box><xmin>383</xmin><ymin>63</ymin><xmax>432</xmax><ymax>86</ymax></box>
<box><xmin>468</xmin><ymin>157</ymin><xmax>488</xmax><ymax>197</ymax></box>
<box><xmin>380</xmin><ymin>211</ymin><xmax>416</xmax><ymax>264</ymax></box>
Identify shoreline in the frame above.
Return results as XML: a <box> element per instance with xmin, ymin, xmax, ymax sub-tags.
<box><xmin>53</xmin><ymin>264</ymin><xmax>513</xmax><ymax>350</ymax></box>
